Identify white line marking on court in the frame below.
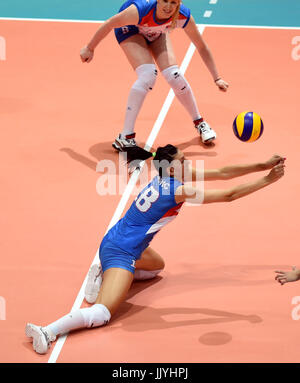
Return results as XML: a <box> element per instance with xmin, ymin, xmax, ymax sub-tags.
<box><xmin>47</xmin><ymin>25</ymin><xmax>204</xmax><ymax>364</ymax></box>
<box><xmin>209</xmin><ymin>0</ymin><xmax>218</xmax><ymax>4</ymax></box>
<box><xmin>203</xmin><ymin>11</ymin><xmax>212</xmax><ymax>18</ymax></box>
<box><xmin>200</xmin><ymin>23</ymin><xmax>300</xmax><ymax>30</ymax></box>
<box><xmin>0</xmin><ymin>17</ymin><xmax>299</xmax><ymax>30</ymax></box>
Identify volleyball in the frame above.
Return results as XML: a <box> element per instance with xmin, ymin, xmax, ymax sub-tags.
<box><xmin>233</xmin><ymin>111</ymin><xmax>264</xmax><ymax>142</ymax></box>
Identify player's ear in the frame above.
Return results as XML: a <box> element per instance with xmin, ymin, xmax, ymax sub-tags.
<box><xmin>168</xmin><ymin>165</ymin><xmax>175</xmax><ymax>176</ymax></box>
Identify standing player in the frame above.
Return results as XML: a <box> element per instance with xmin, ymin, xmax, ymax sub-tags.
<box><xmin>80</xmin><ymin>0</ymin><xmax>229</xmax><ymax>150</ymax></box>
<box><xmin>26</xmin><ymin>146</ymin><xmax>284</xmax><ymax>354</ymax></box>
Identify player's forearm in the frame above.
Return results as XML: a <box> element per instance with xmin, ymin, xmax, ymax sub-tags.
<box><xmin>220</xmin><ymin>162</ymin><xmax>267</xmax><ymax>180</ymax></box>
<box><xmin>198</xmin><ymin>46</ymin><xmax>219</xmax><ymax>81</ymax></box>
<box><xmin>87</xmin><ymin>19</ymin><xmax>115</xmax><ymax>51</ymax></box>
<box><xmin>227</xmin><ymin>176</ymin><xmax>271</xmax><ymax>201</ymax></box>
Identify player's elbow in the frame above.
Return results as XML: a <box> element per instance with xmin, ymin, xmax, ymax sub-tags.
<box><xmin>220</xmin><ymin>172</ymin><xmax>231</xmax><ymax>180</ymax></box>
<box><xmin>199</xmin><ymin>43</ymin><xmax>210</xmax><ymax>55</ymax></box>
<box><xmin>106</xmin><ymin>14</ymin><xmax>125</xmax><ymax>29</ymax></box>
<box><xmin>106</xmin><ymin>17</ymin><xmax>118</xmax><ymax>29</ymax></box>
<box><xmin>218</xmin><ymin>168</ymin><xmax>231</xmax><ymax>180</ymax></box>
<box><xmin>224</xmin><ymin>190</ymin><xmax>236</xmax><ymax>202</ymax></box>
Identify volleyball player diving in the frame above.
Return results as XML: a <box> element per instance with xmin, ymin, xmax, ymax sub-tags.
<box><xmin>26</xmin><ymin>145</ymin><xmax>285</xmax><ymax>354</ymax></box>
<box><xmin>80</xmin><ymin>0</ymin><xmax>229</xmax><ymax>150</ymax></box>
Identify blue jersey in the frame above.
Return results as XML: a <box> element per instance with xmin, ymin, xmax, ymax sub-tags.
<box><xmin>104</xmin><ymin>176</ymin><xmax>184</xmax><ymax>257</ymax></box>
<box><xmin>119</xmin><ymin>0</ymin><xmax>191</xmax><ymax>42</ymax></box>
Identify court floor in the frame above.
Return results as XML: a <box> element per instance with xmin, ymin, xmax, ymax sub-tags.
<box><xmin>0</xmin><ymin>1</ymin><xmax>300</xmax><ymax>363</ymax></box>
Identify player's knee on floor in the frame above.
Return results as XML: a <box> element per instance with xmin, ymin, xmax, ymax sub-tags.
<box><xmin>81</xmin><ymin>303</ymin><xmax>111</xmax><ymax>328</ymax></box>
<box><xmin>162</xmin><ymin>65</ymin><xmax>190</xmax><ymax>95</ymax></box>
<box><xmin>133</xmin><ymin>63</ymin><xmax>158</xmax><ymax>92</ymax></box>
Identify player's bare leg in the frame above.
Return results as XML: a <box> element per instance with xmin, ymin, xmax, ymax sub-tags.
<box><xmin>150</xmin><ymin>33</ymin><xmax>216</xmax><ymax>143</ymax></box>
<box><xmin>95</xmin><ymin>267</ymin><xmax>134</xmax><ymax>315</ymax></box>
<box><xmin>113</xmin><ymin>34</ymin><xmax>157</xmax><ymax>151</ymax></box>
<box><xmin>134</xmin><ymin>247</ymin><xmax>165</xmax><ymax>280</ymax></box>
<box><xmin>26</xmin><ymin>267</ymin><xmax>133</xmax><ymax>354</ymax></box>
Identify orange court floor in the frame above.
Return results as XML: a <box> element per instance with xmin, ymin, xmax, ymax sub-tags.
<box><xmin>0</xmin><ymin>20</ymin><xmax>300</xmax><ymax>363</ymax></box>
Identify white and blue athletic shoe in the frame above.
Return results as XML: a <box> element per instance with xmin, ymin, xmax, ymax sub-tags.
<box><xmin>84</xmin><ymin>264</ymin><xmax>103</xmax><ymax>304</ymax></box>
<box><xmin>195</xmin><ymin>120</ymin><xmax>217</xmax><ymax>144</ymax></box>
<box><xmin>112</xmin><ymin>133</ymin><xmax>137</xmax><ymax>152</ymax></box>
<box><xmin>25</xmin><ymin>323</ymin><xmax>56</xmax><ymax>354</ymax></box>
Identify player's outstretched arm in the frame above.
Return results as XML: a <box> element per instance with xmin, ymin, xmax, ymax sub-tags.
<box><xmin>184</xmin><ymin>15</ymin><xmax>228</xmax><ymax>91</ymax></box>
<box><xmin>275</xmin><ymin>267</ymin><xmax>300</xmax><ymax>285</ymax></box>
<box><xmin>176</xmin><ymin>162</ymin><xmax>285</xmax><ymax>204</ymax></box>
<box><xmin>193</xmin><ymin>154</ymin><xmax>286</xmax><ymax>181</ymax></box>
<box><xmin>80</xmin><ymin>5</ymin><xmax>139</xmax><ymax>62</ymax></box>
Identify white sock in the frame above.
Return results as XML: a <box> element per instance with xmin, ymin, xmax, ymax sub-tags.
<box><xmin>121</xmin><ymin>64</ymin><xmax>157</xmax><ymax>138</ymax></box>
<box><xmin>44</xmin><ymin>304</ymin><xmax>111</xmax><ymax>336</ymax></box>
<box><xmin>134</xmin><ymin>269</ymin><xmax>162</xmax><ymax>281</ymax></box>
<box><xmin>162</xmin><ymin>65</ymin><xmax>201</xmax><ymax>122</ymax></box>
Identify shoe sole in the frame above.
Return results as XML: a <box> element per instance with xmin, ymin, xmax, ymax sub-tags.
<box><xmin>112</xmin><ymin>142</ymin><xmax>122</xmax><ymax>152</ymax></box>
<box><xmin>85</xmin><ymin>264</ymin><xmax>102</xmax><ymax>304</ymax></box>
<box><xmin>112</xmin><ymin>142</ymin><xmax>137</xmax><ymax>151</ymax></box>
<box><xmin>203</xmin><ymin>137</ymin><xmax>216</xmax><ymax>144</ymax></box>
<box><xmin>25</xmin><ymin>323</ymin><xmax>48</xmax><ymax>354</ymax></box>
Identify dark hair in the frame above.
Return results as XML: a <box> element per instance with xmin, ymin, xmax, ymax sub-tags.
<box><xmin>123</xmin><ymin>144</ymin><xmax>178</xmax><ymax>177</ymax></box>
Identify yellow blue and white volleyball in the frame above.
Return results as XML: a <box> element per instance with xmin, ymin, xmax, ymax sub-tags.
<box><xmin>233</xmin><ymin>111</ymin><xmax>264</xmax><ymax>142</ymax></box>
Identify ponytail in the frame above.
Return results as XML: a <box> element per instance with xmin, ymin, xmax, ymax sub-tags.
<box><xmin>170</xmin><ymin>2</ymin><xmax>181</xmax><ymax>29</ymax></box>
<box><xmin>123</xmin><ymin>144</ymin><xmax>178</xmax><ymax>177</ymax></box>
<box><xmin>122</xmin><ymin>146</ymin><xmax>153</xmax><ymax>169</ymax></box>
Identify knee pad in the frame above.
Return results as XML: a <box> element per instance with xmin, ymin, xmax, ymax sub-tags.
<box><xmin>162</xmin><ymin>65</ymin><xmax>190</xmax><ymax>95</ymax></box>
<box><xmin>134</xmin><ymin>269</ymin><xmax>163</xmax><ymax>281</ymax></box>
<box><xmin>81</xmin><ymin>303</ymin><xmax>111</xmax><ymax>328</ymax></box>
<box><xmin>133</xmin><ymin>63</ymin><xmax>158</xmax><ymax>92</ymax></box>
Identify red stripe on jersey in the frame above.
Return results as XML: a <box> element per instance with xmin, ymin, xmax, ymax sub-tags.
<box><xmin>140</xmin><ymin>9</ymin><xmax>172</xmax><ymax>27</ymax></box>
<box><xmin>178</xmin><ymin>13</ymin><xmax>188</xmax><ymax>22</ymax></box>
<box><xmin>161</xmin><ymin>202</ymin><xmax>183</xmax><ymax>218</ymax></box>
<box><xmin>140</xmin><ymin>9</ymin><xmax>155</xmax><ymax>27</ymax></box>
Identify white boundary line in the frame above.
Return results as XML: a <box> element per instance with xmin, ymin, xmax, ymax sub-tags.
<box><xmin>47</xmin><ymin>27</ymin><xmax>202</xmax><ymax>364</ymax></box>
<box><xmin>0</xmin><ymin>17</ymin><xmax>105</xmax><ymax>23</ymax></box>
<box><xmin>203</xmin><ymin>23</ymin><xmax>300</xmax><ymax>30</ymax></box>
<box><xmin>0</xmin><ymin>17</ymin><xmax>299</xmax><ymax>30</ymax></box>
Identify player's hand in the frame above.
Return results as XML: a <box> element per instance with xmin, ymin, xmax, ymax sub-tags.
<box><xmin>275</xmin><ymin>267</ymin><xmax>300</xmax><ymax>285</ymax></box>
<box><xmin>264</xmin><ymin>155</ymin><xmax>286</xmax><ymax>170</ymax></box>
<box><xmin>80</xmin><ymin>46</ymin><xmax>94</xmax><ymax>63</ymax></box>
<box><xmin>215</xmin><ymin>78</ymin><xmax>229</xmax><ymax>92</ymax></box>
<box><xmin>265</xmin><ymin>162</ymin><xmax>285</xmax><ymax>183</ymax></box>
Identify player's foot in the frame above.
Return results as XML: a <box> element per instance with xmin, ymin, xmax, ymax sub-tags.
<box><xmin>194</xmin><ymin>119</ymin><xmax>217</xmax><ymax>144</ymax></box>
<box><xmin>25</xmin><ymin>323</ymin><xmax>56</xmax><ymax>354</ymax></box>
<box><xmin>112</xmin><ymin>133</ymin><xmax>137</xmax><ymax>152</ymax></box>
<box><xmin>84</xmin><ymin>264</ymin><xmax>103</xmax><ymax>304</ymax></box>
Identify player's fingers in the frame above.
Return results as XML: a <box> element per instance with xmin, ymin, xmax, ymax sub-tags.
<box><xmin>275</xmin><ymin>163</ymin><xmax>284</xmax><ymax>170</ymax></box>
<box><xmin>278</xmin><ymin>276</ymin><xmax>287</xmax><ymax>282</ymax></box>
<box><xmin>275</xmin><ymin>274</ymin><xmax>285</xmax><ymax>280</ymax></box>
